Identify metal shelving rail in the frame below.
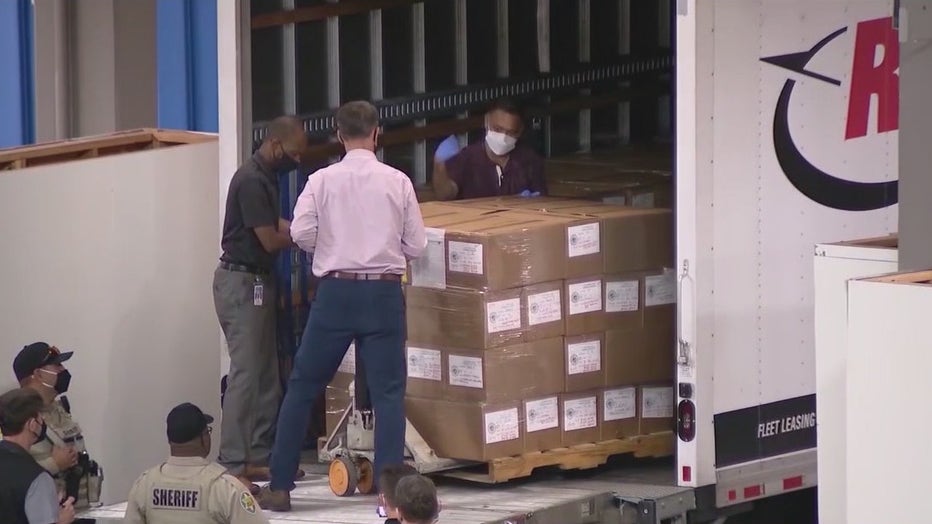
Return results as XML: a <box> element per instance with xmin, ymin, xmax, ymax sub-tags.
<box><xmin>251</xmin><ymin>53</ymin><xmax>673</xmax><ymax>142</ymax></box>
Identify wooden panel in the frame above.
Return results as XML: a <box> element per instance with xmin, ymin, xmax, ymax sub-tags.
<box><xmin>0</xmin><ymin>128</ymin><xmax>217</xmax><ymax>171</ymax></box>
<box><xmin>252</xmin><ymin>0</ymin><xmax>425</xmax><ymax>30</ymax></box>
<box><xmin>444</xmin><ymin>431</ymin><xmax>675</xmax><ymax>483</ymax></box>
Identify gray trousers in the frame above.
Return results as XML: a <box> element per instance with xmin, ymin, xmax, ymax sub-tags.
<box><xmin>212</xmin><ymin>266</ymin><xmax>281</xmax><ymax>474</ymax></box>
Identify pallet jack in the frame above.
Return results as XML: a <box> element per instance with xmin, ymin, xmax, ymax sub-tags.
<box><xmin>318</xmin><ymin>358</ymin><xmax>468</xmax><ymax>497</ymax></box>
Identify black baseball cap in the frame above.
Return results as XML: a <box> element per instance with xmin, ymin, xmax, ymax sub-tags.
<box><xmin>13</xmin><ymin>342</ymin><xmax>74</xmax><ymax>382</ymax></box>
<box><xmin>166</xmin><ymin>403</ymin><xmax>214</xmax><ymax>444</ymax></box>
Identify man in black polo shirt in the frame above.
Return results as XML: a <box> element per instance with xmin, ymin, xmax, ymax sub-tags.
<box><xmin>214</xmin><ymin>116</ymin><xmax>308</xmax><ymax>492</ymax></box>
<box><xmin>0</xmin><ymin>387</ymin><xmax>75</xmax><ymax>524</ymax></box>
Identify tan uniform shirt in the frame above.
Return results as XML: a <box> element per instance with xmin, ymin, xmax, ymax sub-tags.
<box><xmin>123</xmin><ymin>456</ymin><xmax>269</xmax><ymax>524</ymax></box>
<box><xmin>29</xmin><ymin>398</ymin><xmax>98</xmax><ymax>508</ymax></box>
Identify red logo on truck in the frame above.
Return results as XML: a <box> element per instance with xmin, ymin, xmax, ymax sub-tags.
<box><xmin>846</xmin><ymin>17</ymin><xmax>899</xmax><ymax>140</ymax></box>
<box><xmin>761</xmin><ymin>17</ymin><xmax>898</xmax><ymax>211</ymax></box>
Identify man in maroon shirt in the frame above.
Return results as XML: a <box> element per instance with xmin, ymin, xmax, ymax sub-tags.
<box><xmin>432</xmin><ymin>98</ymin><xmax>547</xmax><ymax>200</ymax></box>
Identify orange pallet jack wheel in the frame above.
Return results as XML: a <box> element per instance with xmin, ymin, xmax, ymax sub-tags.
<box><xmin>356</xmin><ymin>458</ymin><xmax>376</xmax><ymax>495</ymax></box>
<box><xmin>328</xmin><ymin>456</ymin><xmax>359</xmax><ymax>497</ymax></box>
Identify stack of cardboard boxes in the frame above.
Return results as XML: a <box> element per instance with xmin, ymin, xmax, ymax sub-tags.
<box><xmin>324</xmin><ymin>197</ymin><xmax>676</xmax><ymax>463</ymax></box>
<box><xmin>545</xmin><ymin>146</ymin><xmax>673</xmax><ymax>207</ymax></box>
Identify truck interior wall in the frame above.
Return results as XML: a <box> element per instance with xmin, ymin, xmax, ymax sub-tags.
<box><xmin>0</xmin><ymin>142</ymin><xmax>221</xmax><ymax>505</ymax></box>
<box><xmin>897</xmin><ymin>0</ymin><xmax>932</xmax><ymax>271</ymax></box>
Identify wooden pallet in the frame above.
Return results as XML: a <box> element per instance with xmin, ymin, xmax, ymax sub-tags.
<box><xmin>442</xmin><ymin>431</ymin><xmax>675</xmax><ymax>484</ymax></box>
<box><xmin>0</xmin><ymin>128</ymin><xmax>216</xmax><ymax>171</ymax></box>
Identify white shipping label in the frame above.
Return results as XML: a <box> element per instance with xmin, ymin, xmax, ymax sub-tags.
<box><xmin>631</xmin><ymin>192</ymin><xmax>656</xmax><ymax>208</ymax></box>
<box><xmin>448</xmin><ymin>241</ymin><xmax>484</xmax><ymax>275</ymax></box>
<box><xmin>338</xmin><ymin>342</ymin><xmax>356</xmax><ymax>374</ymax></box>
<box><xmin>527</xmin><ymin>289</ymin><xmax>562</xmax><ymax>325</ymax></box>
<box><xmin>603</xmin><ymin>388</ymin><xmax>637</xmax><ymax>421</ymax></box>
<box><xmin>642</xmin><ymin>387</ymin><xmax>675</xmax><ymax>419</ymax></box>
<box><xmin>409</xmin><ymin>227</ymin><xmax>446</xmax><ymax>289</ymax></box>
<box><xmin>448</xmin><ymin>355</ymin><xmax>484</xmax><ymax>389</ymax></box>
<box><xmin>484</xmin><ymin>408</ymin><xmax>520</xmax><ymax>444</ymax></box>
<box><xmin>567</xmin><ymin>222</ymin><xmax>601</xmax><ymax>258</ymax></box>
<box><xmin>645</xmin><ymin>270</ymin><xmax>676</xmax><ymax>307</ymax></box>
<box><xmin>568</xmin><ymin>280</ymin><xmax>603</xmax><ymax>315</ymax></box>
<box><xmin>525</xmin><ymin>397</ymin><xmax>559</xmax><ymax>433</ymax></box>
<box><xmin>563</xmin><ymin>396</ymin><xmax>598</xmax><ymax>432</ymax></box>
<box><xmin>486</xmin><ymin>298</ymin><xmax>521</xmax><ymax>334</ymax></box>
<box><xmin>406</xmin><ymin>347</ymin><xmax>442</xmax><ymax>382</ymax></box>
<box><xmin>567</xmin><ymin>340</ymin><xmax>602</xmax><ymax>375</ymax></box>
<box><xmin>605</xmin><ymin>280</ymin><xmax>640</xmax><ymax>313</ymax></box>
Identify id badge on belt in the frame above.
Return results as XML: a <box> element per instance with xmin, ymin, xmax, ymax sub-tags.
<box><xmin>253</xmin><ymin>277</ymin><xmax>264</xmax><ymax>306</ymax></box>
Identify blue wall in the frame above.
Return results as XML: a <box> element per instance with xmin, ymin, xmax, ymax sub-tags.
<box><xmin>156</xmin><ymin>0</ymin><xmax>218</xmax><ymax>132</ymax></box>
<box><xmin>0</xmin><ymin>0</ymin><xmax>35</xmax><ymax>148</ymax></box>
<box><xmin>0</xmin><ymin>0</ymin><xmax>217</xmax><ymax>148</ymax></box>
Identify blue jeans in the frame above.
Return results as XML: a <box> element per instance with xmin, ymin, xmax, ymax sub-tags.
<box><xmin>268</xmin><ymin>277</ymin><xmax>406</xmax><ymax>491</ymax></box>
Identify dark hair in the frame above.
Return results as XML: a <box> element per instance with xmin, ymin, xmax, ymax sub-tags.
<box><xmin>379</xmin><ymin>463</ymin><xmax>418</xmax><ymax>506</ymax></box>
<box><xmin>262</xmin><ymin>115</ymin><xmax>305</xmax><ymax>145</ymax></box>
<box><xmin>487</xmin><ymin>97</ymin><xmax>523</xmax><ymax>119</ymax></box>
<box><xmin>394</xmin><ymin>474</ymin><xmax>439</xmax><ymax>523</ymax></box>
<box><xmin>0</xmin><ymin>388</ymin><xmax>43</xmax><ymax>435</ymax></box>
<box><xmin>336</xmin><ymin>100</ymin><xmax>379</xmax><ymax>139</ymax></box>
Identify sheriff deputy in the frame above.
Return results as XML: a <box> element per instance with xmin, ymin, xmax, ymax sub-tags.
<box><xmin>123</xmin><ymin>403</ymin><xmax>269</xmax><ymax>524</ymax></box>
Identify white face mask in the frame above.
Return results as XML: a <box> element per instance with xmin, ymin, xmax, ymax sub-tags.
<box><xmin>485</xmin><ymin>130</ymin><xmax>517</xmax><ymax>156</ymax></box>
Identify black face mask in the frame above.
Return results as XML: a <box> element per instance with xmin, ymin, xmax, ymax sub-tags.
<box><xmin>41</xmin><ymin>369</ymin><xmax>71</xmax><ymax>395</ymax></box>
<box><xmin>276</xmin><ymin>145</ymin><xmax>299</xmax><ymax>173</ymax></box>
<box><xmin>33</xmin><ymin>419</ymin><xmax>48</xmax><ymax>444</ymax></box>
<box><xmin>54</xmin><ymin>370</ymin><xmax>72</xmax><ymax>395</ymax></box>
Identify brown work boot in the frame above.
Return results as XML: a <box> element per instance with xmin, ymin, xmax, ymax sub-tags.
<box><xmin>233</xmin><ymin>475</ymin><xmax>260</xmax><ymax>496</ymax></box>
<box><xmin>245</xmin><ymin>465</ymin><xmax>306</xmax><ymax>482</ymax></box>
<box><xmin>257</xmin><ymin>485</ymin><xmax>291</xmax><ymax>512</ymax></box>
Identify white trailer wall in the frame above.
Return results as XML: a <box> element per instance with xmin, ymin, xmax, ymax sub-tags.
<box><xmin>677</xmin><ymin>0</ymin><xmax>898</xmax><ymax>503</ymax></box>
<box><xmin>0</xmin><ymin>140</ymin><xmax>221</xmax><ymax>504</ymax></box>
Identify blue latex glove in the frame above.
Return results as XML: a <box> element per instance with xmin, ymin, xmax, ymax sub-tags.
<box><xmin>517</xmin><ymin>190</ymin><xmax>541</xmax><ymax>198</ymax></box>
<box><xmin>434</xmin><ymin>135</ymin><xmax>462</xmax><ymax>162</ymax></box>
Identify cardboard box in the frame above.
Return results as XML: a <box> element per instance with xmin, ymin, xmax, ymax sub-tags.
<box><xmin>547</xmin><ymin>172</ymin><xmax>673</xmax><ymax>209</ymax></box>
<box><xmin>332</xmin><ymin>342</ymin><xmax>357</xmax><ymax>390</ymax></box>
<box><xmin>325</xmin><ymin>383</ymin><xmax>350</xmax><ymax>436</ymax></box>
<box><xmin>446</xmin><ymin>199</ymin><xmax>604</xmax><ymax>279</ymax></box>
<box><xmin>405</xmin><ymin>344</ymin><xmax>444</xmax><ymax>399</ymax></box>
<box><xmin>405</xmin><ymin>397</ymin><xmax>524</xmax><ymax>461</ymax></box>
<box><xmin>406</xmin><ymin>285</ymin><xmax>525</xmax><ymax>349</ymax></box>
<box><xmin>643</xmin><ymin>269</ymin><xmax>677</xmax><ymax>327</ymax></box>
<box><xmin>444</xmin><ymin>337</ymin><xmax>564</xmax><ymax>403</ymax></box>
<box><xmin>603</xmin><ymin>273</ymin><xmax>645</xmax><ymax>332</ymax></box>
<box><xmin>441</xmin><ymin>211</ymin><xmax>571</xmax><ymax>290</ymax></box>
<box><xmin>564</xmin><ymin>333</ymin><xmax>605</xmax><ymax>392</ymax></box>
<box><xmin>449</xmin><ymin>198</ymin><xmax>674</xmax><ymax>280</ymax></box>
<box><xmin>605</xmin><ymin>318</ymin><xmax>675</xmax><ymax>387</ymax></box>
<box><xmin>600</xmin><ymin>386</ymin><xmax>639</xmax><ymax>440</ymax></box>
<box><xmin>549</xmin><ymin>206</ymin><xmax>674</xmax><ymax>275</ymax></box>
<box><xmin>522</xmin><ymin>280</ymin><xmax>565</xmax><ymax>341</ymax></box>
<box><xmin>523</xmin><ymin>395</ymin><xmax>563</xmax><ymax>452</ymax></box>
<box><xmin>639</xmin><ymin>385</ymin><xmax>675</xmax><ymax>434</ymax></box>
<box><xmin>565</xmin><ymin>276</ymin><xmax>606</xmax><ymax>335</ymax></box>
<box><xmin>560</xmin><ymin>391</ymin><xmax>601</xmax><ymax>446</ymax></box>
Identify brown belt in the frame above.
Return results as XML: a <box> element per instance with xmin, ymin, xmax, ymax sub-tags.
<box><xmin>326</xmin><ymin>271</ymin><xmax>402</xmax><ymax>282</ymax></box>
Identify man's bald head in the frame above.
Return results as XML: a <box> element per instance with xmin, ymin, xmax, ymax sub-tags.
<box><xmin>259</xmin><ymin>115</ymin><xmax>308</xmax><ymax>170</ymax></box>
<box><xmin>264</xmin><ymin>116</ymin><xmax>304</xmax><ymax>144</ymax></box>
